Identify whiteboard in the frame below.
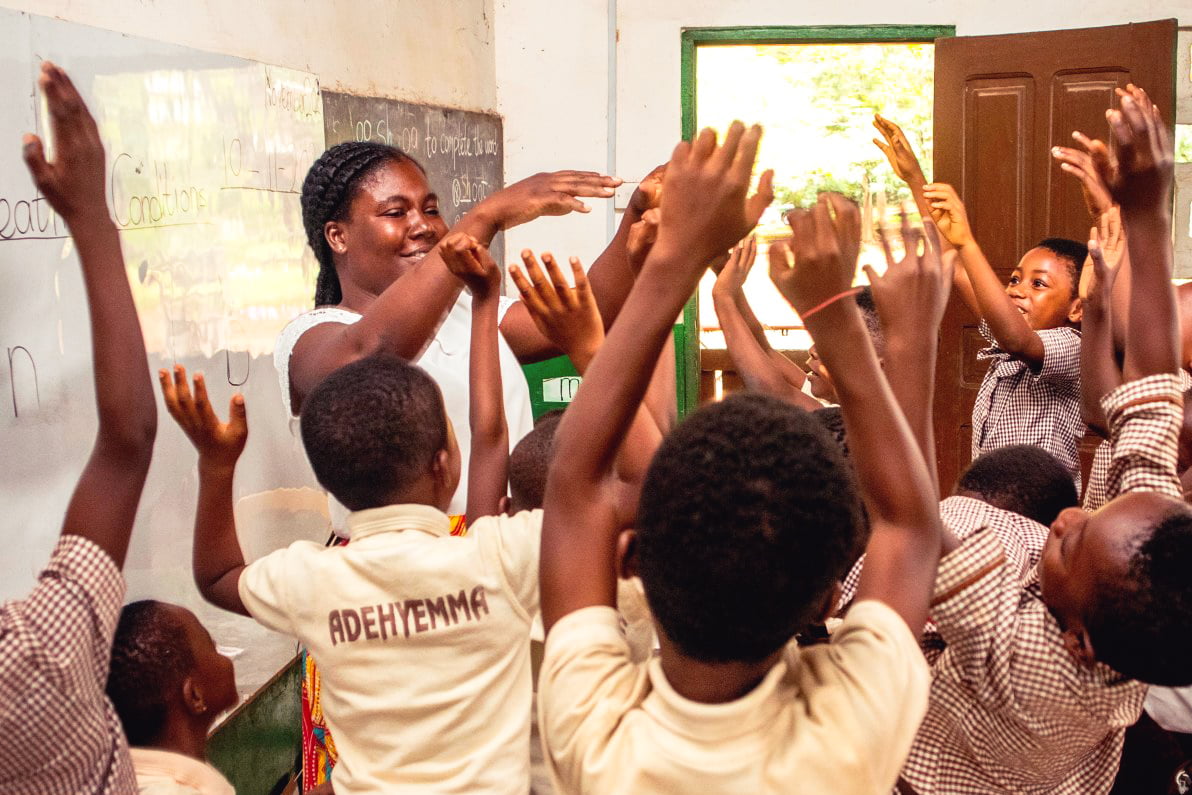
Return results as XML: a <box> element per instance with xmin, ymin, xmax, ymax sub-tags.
<box><xmin>0</xmin><ymin>9</ymin><xmax>330</xmax><ymax>700</ymax></box>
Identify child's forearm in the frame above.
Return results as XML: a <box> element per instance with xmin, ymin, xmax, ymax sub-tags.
<box><xmin>1081</xmin><ymin>300</ymin><xmax>1117</xmax><ymax>435</ymax></box>
<box><xmin>810</xmin><ymin>303</ymin><xmax>938</xmax><ymax>532</ymax></box>
<box><xmin>1122</xmin><ymin>213</ymin><xmax>1179</xmax><ymax>380</ymax></box>
<box><xmin>882</xmin><ymin>335</ymin><xmax>941</xmax><ymax>498</ymax></box>
<box><xmin>466</xmin><ymin>294</ymin><xmax>508</xmax><ymax>519</ymax></box>
<box><xmin>193</xmin><ymin>460</ymin><xmax>250</xmax><ymax>616</ymax></box>
<box><xmin>959</xmin><ymin>241</ymin><xmax>1043</xmax><ymax>362</ymax></box>
<box><xmin>714</xmin><ymin>288</ymin><xmax>805</xmax><ymax>400</ymax></box>
<box><xmin>584</xmin><ymin>204</ymin><xmax>643</xmax><ymax>331</ymax></box>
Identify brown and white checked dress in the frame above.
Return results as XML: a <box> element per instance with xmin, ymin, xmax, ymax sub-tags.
<box><xmin>972</xmin><ymin>320</ymin><xmax>1085</xmax><ymax>492</ymax></box>
<box><xmin>1083</xmin><ymin>368</ymin><xmax>1192</xmax><ymax>512</ymax></box>
<box><xmin>0</xmin><ymin>535</ymin><xmax>136</xmax><ymax>794</ymax></box>
<box><xmin>901</xmin><ymin>373</ymin><xmax>1185</xmax><ymax>794</ymax></box>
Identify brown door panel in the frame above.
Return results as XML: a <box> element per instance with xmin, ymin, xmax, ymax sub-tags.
<box><xmin>932</xmin><ymin>19</ymin><xmax>1176</xmax><ymax>491</ymax></box>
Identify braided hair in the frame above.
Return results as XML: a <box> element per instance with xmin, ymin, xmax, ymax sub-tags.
<box><xmin>301</xmin><ymin>141</ymin><xmax>421</xmax><ymax>306</ymax></box>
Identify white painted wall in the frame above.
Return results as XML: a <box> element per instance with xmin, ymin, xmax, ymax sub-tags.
<box><xmin>0</xmin><ymin>0</ymin><xmax>497</xmax><ymax>111</ymax></box>
<box><xmin>493</xmin><ymin>0</ymin><xmax>1192</xmax><ymax>265</ymax></box>
<box><xmin>493</xmin><ymin>0</ymin><xmax>616</xmax><ymax>267</ymax></box>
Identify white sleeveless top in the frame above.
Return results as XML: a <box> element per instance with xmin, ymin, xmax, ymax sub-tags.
<box><xmin>274</xmin><ymin>293</ymin><xmax>535</xmax><ymax>520</ymax></box>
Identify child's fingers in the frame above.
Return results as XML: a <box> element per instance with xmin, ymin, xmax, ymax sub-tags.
<box><xmin>713</xmin><ymin>121</ymin><xmax>745</xmax><ymax>172</ymax></box>
<box><xmin>540</xmin><ymin>253</ymin><xmax>573</xmax><ymax>304</ymax></box>
<box><xmin>745</xmin><ymin>169</ymin><xmax>775</xmax><ymax>225</ymax></box>
<box><xmin>876</xmin><ymin>224</ymin><xmax>895</xmax><ymax>268</ymax></box>
<box><xmin>191</xmin><ymin>372</ymin><xmax>217</xmax><ymax>425</ymax></box>
<box><xmin>158</xmin><ymin>368</ymin><xmax>185</xmax><ymax>424</ymax></box>
<box><xmin>861</xmin><ymin>263</ymin><xmax>881</xmax><ymax>286</ymax></box>
<box><xmin>228</xmin><ymin>394</ymin><xmax>248</xmax><ymax>439</ymax></box>
<box><xmin>767</xmin><ymin>239</ymin><xmax>793</xmax><ymax>285</ymax></box>
<box><xmin>509</xmin><ymin>263</ymin><xmax>551</xmax><ymax>318</ymax></box>
<box><xmin>569</xmin><ymin>257</ymin><xmax>597</xmax><ymax>310</ymax></box>
<box><xmin>729</xmin><ymin>123</ymin><xmax>762</xmax><ymax>180</ymax></box>
<box><xmin>171</xmin><ymin>365</ymin><xmax>202</xmax><ymax>428</ymax></box>
<box><xmin>21</xmin><ymin>135</ymin><xmax>52</xmax><ymax>189</ymax></box>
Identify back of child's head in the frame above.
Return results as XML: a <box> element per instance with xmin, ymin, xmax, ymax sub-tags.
<box><xmin>812</xmin><ymin>406</ymin><xmax>849</xmax><ymax>461</ymax></box>
<box><xmin>955</xmin><ymin>444</ymin><xmax>1077</xmax><ymax>526</ymax></box>
<box><xmin>636</xmin><ymin>393</ymin><xmax>863</xmax><ymax>664</ymax></box>
<box><xmin>107</xmin><ymin>600</ymin><xmax>196</xmax><ymax>746</ymax></box>
<box><xmin>301</xmin><ymin>353</ymin><xmax>448</xmax><ymax>510</ymax></box>
<box><xmin>1034</xmin><ymin>237</ymin><xmax>1088</xmax><ymax>298</ymax></box>
<box><xmin>508</xmin><ymin>409</ymin><xmax>564</xmax><ymax>512</ymax></box>
<box><xmin>854</xmin><ymin>286</ymin><xmax>886</xmax><ymax>358</ymax></box>
<box><xmin>1087</xmin><ymin>506</ymin><xmax>1192</xmax><ymax>686</ymax></box>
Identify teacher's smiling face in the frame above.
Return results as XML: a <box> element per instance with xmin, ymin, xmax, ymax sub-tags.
<box><xmin>326</xmin><ymin>158</ymin><xmax>450</xmax><ymax>298</ymax></box>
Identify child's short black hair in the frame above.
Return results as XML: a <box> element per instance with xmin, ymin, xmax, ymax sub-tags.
<box><xmin>106</xmin><ymin>601</ymin><xmax>193</xmax><ymax>746</ymax></box>
<box><xmin>508</xmin><ymin>409</ymin><xmax>565</xmax><ymax>512</ymax></box>
<box><xmin>1036</xmin><ymin>237</ymin><xmax>1088</xmax><ymax>298</ymax></box>
<box><xmin>854</xmin><ymin>286</ymin><xmax>886</xmax><ymax>358</ymax></box>
<box><xmin>301</xmin><ymin>353</ymin><xmax>448</xmax><ymax>510</ymax></box>
<box><xmin>812</xmin><ymin>406</ymin><xmax>849</xmax><ymax>461</ymax></box>
<box><xmin>1087</xmin><ymin>507</ymin><xmax>1192</xmax><ymax>686</ymax></box>
<box><xmin>636</xmin><ymin>393</ymin><xmax>863</xmax><ymax>664</ymax></box>
<box><xmin>955</xmin><ymin>444</ymin><xmax>1077</xmax><ymax>526</ymax></box>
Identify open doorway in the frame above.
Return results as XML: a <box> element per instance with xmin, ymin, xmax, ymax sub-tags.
<box><xmin>683</xmin><ymin>27</ymin><xmax>951</xmax><ymax>402</ymax></box>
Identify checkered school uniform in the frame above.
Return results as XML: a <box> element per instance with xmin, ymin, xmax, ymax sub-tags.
<box><xmin>1083</xmin><ymin>369</ymin><xmax>1192</xmax><ymax>511</ymax></box>
<box><xmin>836</xmin><ymin>496</ymin><xmax>1048</xmax><ymax>662</ymax></box>
<box><xmin>0</xmin><ymin>535</ymin><xmax>136</xmax><ymax>793</ymax></box>
<box><xmin>972</xmin><ymin>320</ymin><xmax>1085</xmax><ymax>491</ymax></box>
<box><xmin>900</xmin><ymin>373</ymin><xmax>1184</xmax><ymax>794</ymax></box>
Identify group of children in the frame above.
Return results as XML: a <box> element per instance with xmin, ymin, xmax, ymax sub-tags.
<box><xmin>3</xmin><ymin>59</ymin><xmax>1192</xmax><ymax>795</ymax></box>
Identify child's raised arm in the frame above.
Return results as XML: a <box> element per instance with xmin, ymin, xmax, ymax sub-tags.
<box><xmin>510</xmin><ymin>248</ymin><xmax>665</xmax><ymax>521</ymax></box>
<box><xmin>541</xmin><ymin>122</ymin><xmax>774</xmax><ymax>631</ymax></box>
<box><xmin>713</xmin><ymin>237</ymin><xmax>821</xmax><ymax>409</ymax></box>
<box><xmin>923</xmin><ymin>182</ymin><xmax>1055</xmax><ymax>369</ymax></box>
<box><xmin>160</xmin><ymin>367</ymin><xmax>250</xmax><ymax>616</ymax></box>
<box><xmin>1080</xmin><ymin>230</ymin><xmax>1124</xmax><ymax>433</ymax></box>
<box><xmin>22</xmin><ymin>63</ymin><xmax>158</xmax><ymax>567</ymax></box>
<box><xmin>441</xmin><ymin>232</ymin><xmax>508</xmax><ymax>520</ymax></box>
<box><xmin>1097</xmin><ymin>85</ymin><xmax>1179</xmax><ymax>381</ymax></box>
<box><xmin>862</xmin><ymin>213</ymin><xmax>954</xmax><ymax>503</ymax></box>
<box><xmin>770</xmin><ymin>195</ymin><xmax>942</xmax><ymax>632</ymax></box>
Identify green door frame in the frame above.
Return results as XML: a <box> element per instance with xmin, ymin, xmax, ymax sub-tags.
<box><xmin>676</xmin><ymin>24</ymin><xmax>955</xmax><ymax>413</ymax></box>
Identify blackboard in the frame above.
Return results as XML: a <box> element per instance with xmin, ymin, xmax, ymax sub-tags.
<box><xmin>322</xmin><ymin>91</ymin><xmax>505</xmax><ymax>265</ymax></box>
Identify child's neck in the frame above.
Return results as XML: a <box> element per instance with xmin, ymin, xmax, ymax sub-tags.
<box><xmin>152</xmin><ymin>712</ymin><xmax>212</xmax><ymax>761</ymax></box>
<box><xmin>656</xmin><ymin>635</ymin><xmax>782</xmax><ymax>704</ymax></box>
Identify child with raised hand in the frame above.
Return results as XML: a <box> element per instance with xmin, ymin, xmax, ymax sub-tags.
<box><xmin>899</xmin><ymin>84</ymin><xmax>1192</xmax><ymax>795</ymax></box>
<box><xmin>538</xmin><ymin>119</ymin><xmax>938</xmax><ymax>794</ymax></box>
<box><xmin>165</xmin><ymin>361</ymin><xmax>544</xmax><ymax>791</ymax></box>
<box><xmin>923</xmin><ymin>180</ymin><xmax>1087</xmax><ymax>488</ymax></box>
<box><xmin>0</xmin><ymin>62</ymin><xmax>158</xmax><ymax>794</ymax></box>
<box><xmin>712</xmin><ymin>236</ymin><xmax>823</xmax><ymax>409</ymax></box>
<box><xmin>106</xmin><ymin>601</ymin><xmax>239</xmax><ymax>794</ymax></box>
<box><xmin>439</xmin><ymin>232</ymin><xmax>508</xmax><ymax>520</ymax></box>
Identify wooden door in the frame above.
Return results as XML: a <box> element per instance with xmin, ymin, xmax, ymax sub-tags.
<box><xmin>932</xmin><ymin>20</ymin><xmax>1176</xmax><ymax>492</ymax></box>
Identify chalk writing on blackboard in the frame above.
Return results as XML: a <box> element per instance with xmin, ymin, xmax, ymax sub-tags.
<box><xmin>110</xmin><ymin>152</ymin><xmax>210</xmax><ymax>229</ymax></box>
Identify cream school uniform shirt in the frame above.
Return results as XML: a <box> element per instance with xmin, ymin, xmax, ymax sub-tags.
<box><xmin>538</xmin><ymin>600</ymin><xmax>929</xmax><ymax>795</ymax></box>
<box><xmin>239</xmin><ymin>504</ymin><xmax>542</xmax><ymax>795</ymax></box>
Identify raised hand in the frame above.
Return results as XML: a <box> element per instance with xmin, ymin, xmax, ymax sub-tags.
<box><xmin>713</xmin><ymin>235</ymin><xmax>758</xmax><ymax>296</ymax></box>
<box><xmin>768</xmin><ymin>194</ymin><xmax>860</xmax><ymax>317</ymax></box>
<box><xmin>509</xmin><ymin>250</ymin><xmax>604</xmax><ymax>362</ymax></box>
<box><xmin>626</xmin><ymin>208</ymin><xmax>660</xmax><ymax>274</ymax></box>
<box><xmin>627</xmin><ymin>163</ymin><xmax>666</xmax><ymax>216</ymax></box>
<box><xmin>1052</xmin><ymin>131</ymin><xmax>1116</xmax><ymax>218</ymax></box>
<box><xmin>873</xmin><ymin>114</ymin><xmax>926</xmax><ymax>185</ymax></box>
<box><xmin>440</xmin><ymin>231</ymin><xmax>501</xmax><ymax>298</ymax></box>
<box><xmin>1084</xmin><ymin>223</ymin><xmax>1122</xmax><ymax>319</ymax></box>
<box><xmin>921</xmin><ymin>182</ymin><xmax>975</xmax><ymax>249</ymax></box>
<box><xmin>22</xmin><ymin>62</ymin><xmax>107</xmax><ymax>225</ymax></box>
<box><xmin>1097</xmin><ymin>84</ymin><xmax>1173</xmax><ymax>214</ymax></box>
<box><xmin>862</xmin><ymin>212</ymin><xmax>952</xmax><ymax>337</ymax></box>
<box><xmin>481</xmin><ymin>170</ymin><xmax>622</xmax><ymax>231</ymax></box>
<box><xmin>160</xmin><ymin>366</ymin><xmax>248</xmax><ymax>471</ymax></box>
<box><xmin>652</xmin><ymin>121</ymin><xmax>774</xmax><ymax>271</ymax></box>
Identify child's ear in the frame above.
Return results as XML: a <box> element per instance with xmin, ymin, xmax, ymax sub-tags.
<box><xmin>1061</xmin><ymin>626</ymin><xmax>1096</xmax><ymax>668</ymax></box>
<box><xmin>181</xmin><ymin>676</ymin><xmax>209</xmax><ymax>718</ymax></box>
<box><xmin>615</xmin><ymin>529</ymin><xmax>639</xmax><ymax>580</ymax></box>
<box><xmin>1067</xmin><ymin>296</ymin><xmax>1084</xmax><ymax>325</ymax></box>
<box><xmin>814</xmin><ymin>582</ymin><xmax>843</xmax><ymax>624</ymax></box>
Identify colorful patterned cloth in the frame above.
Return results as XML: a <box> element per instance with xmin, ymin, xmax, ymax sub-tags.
<box><xmin>301</xmin><ymin>513</ymin><xmax>469</xmax><ymax>789</ymax></box>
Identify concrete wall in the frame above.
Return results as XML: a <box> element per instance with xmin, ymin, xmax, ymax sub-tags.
<box><xmin>0</xmin><ymin>0</ymin><xmax>498</xmax><ymax>111</ymax></box>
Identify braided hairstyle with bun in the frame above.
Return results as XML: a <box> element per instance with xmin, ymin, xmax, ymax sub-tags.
<box><xmin>301</xmin><ymin>141</ymin><xmax>422</xmax><ymax>306</ymax></box>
